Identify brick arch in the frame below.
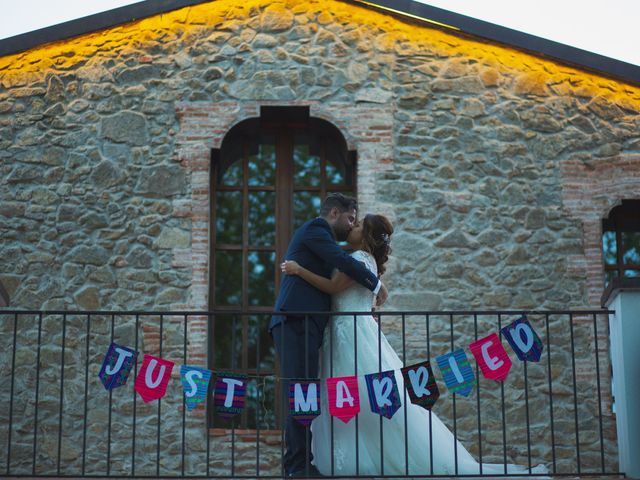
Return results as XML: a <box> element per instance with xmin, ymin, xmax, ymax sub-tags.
<box><xmin>175</xmin><ymin>100</ymin><xmax>395</xmax><ymax>311</ymax></box>
<box><xmin>560</xmin><ymin>153</ymin><xmax>640</xmax><ymax>306</ymax></box>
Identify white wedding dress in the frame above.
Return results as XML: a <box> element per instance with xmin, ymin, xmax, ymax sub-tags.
<box><xmin>311</xmin><ymin>250</ymin><xmax>547</xmax><ymax>476</ymax></box>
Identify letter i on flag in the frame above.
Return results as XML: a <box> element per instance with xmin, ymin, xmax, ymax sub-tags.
<box><xmin>134</xmin><ymin>354</ymin><xmax>175</xmax><ymax>403</ymax></box>
<box><xmin>289</xmin><ymin>379</ymin><xmax>321</xmax><ymax>426</ymax></box>
<box><xmin>213</xmin><ymin>373</ymin><xmax>247</xmax><ymax>420</ymax></box>
<box><xmin>99</xmin><ymin>342</ymin><xmax>137</xmax><ymax>390</ymax></box>
<box><xmin>180</xmin><ymin>365</ymin><xmax>212</xmax><ymax>411</ymax></box>
<box><xmin>401</xmin><ymin>361</ymin><xmax>440</xmax><ymax>410</ymax></box>
<box><xmin>501</xmin><ymin>316</ymin><xmax>544</xmax><ymax>362</ymax></box>
<box><xmin>436</xmin><ymin>348</ymin><xmax>476</xmax><ymax>397</ymax></box>
<box><xmin>364</xmin><ymin>370</ymin><xmax>402</xmax><ymax>419</ymax></box>
<box><xmin>469</xmin><ymin>332</ymin><xmax>512</xmax><ymax>382</ymax></box>
<box><xmin>326</xmin><ymin>376</ymin><xmax>360</xmax><ymax>423</ymax></box>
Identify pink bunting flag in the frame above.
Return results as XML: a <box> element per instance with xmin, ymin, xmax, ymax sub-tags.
<box><xmin>469</xmin><ymin>332</ymin><xmax>512</xmax><ymax>382</ymax></box>
<box><xmin>134</xmin><ymin>354</ymin><xmax>175</xmax><ymax>403</ymax></box>
<box><xmin>326</xmin><ymin>376</ymin><xmax>360</xmax><ymax>424</ymax></box>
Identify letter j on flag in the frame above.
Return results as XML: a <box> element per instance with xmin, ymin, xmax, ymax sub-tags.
<box><xmin>99</xmin><ymin>342</ymin><xmax>137</xmax><ymax>390</ymax></box>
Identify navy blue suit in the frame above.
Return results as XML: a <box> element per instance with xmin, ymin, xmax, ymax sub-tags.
<box><xmin>270</xmin><ymin>217</ymin><xmax>378</xmax><ymax>475</ymax></box>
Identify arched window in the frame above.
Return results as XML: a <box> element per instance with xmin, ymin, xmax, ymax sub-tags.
<box><xmin>209</xmin><ymin>107</ymin><xmax>356</xmax><ymax>427</ymax></box>
<box><xmin>602</xmin><ymin>200</ymin><xmax>640</xmax><ymax>287</ymax></box>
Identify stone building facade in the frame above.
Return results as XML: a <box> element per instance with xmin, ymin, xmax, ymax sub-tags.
<box><xmin>1</xmin><ymin>0</ymin><xmax>639</xmax><ymax>476</ymax></box>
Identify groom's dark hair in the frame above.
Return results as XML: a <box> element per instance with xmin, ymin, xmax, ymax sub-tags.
<box><xmin>320</xmin><ymin>193</ymin><xmax>357</xmax><ymax>217</ymax></box>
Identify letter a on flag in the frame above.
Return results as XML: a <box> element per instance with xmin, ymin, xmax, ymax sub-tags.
<box><xmin>134</xmin><ymin>354</ymin><xmax>174</xmax><ymax>403</ymax></box>
<box><xmin>213</xmin><ymin>373</ymin><xmax>247</xmax><ymax>420</ymax></box>
<box><xmin>469</xmin><ymin>332</ymin><xmax>512</xmax><ymax>382</ymax></box>
<box><xmin>99</xmin><ymin>342</ymin><xmax>137</xmax><ymax>390</ymax></box>
<box><xmin>436</xmin><ymin>348</ymin><xmax>476</xmax><ymax>396</ymax></box>
<box><xmin>326</xmin><ymin>376</ymin><xmax>360</xmax><ymax>423</ymax></box>
<box><xmin>364</xmin><ymin>370</ymin><xmax>402</xmax><ymax>419</ymax></box>
<box><xmin>289</xmin><ymin>379</ymin><xmax>321</xmax><ymax>425</ymax></box>
<box><xmin>501</xmin><ymin>316</ymin><xmax>544</xmax><ymax>362</ymax></box>
<box><xmin>401</xmin><ymin>361</ymin><xmax>439</xmax><ymax>410</ymax></box>
<box><xmin>180</xmin><ymin>365</ymin><xmax>212</xmax><ymax>411</ymax></box>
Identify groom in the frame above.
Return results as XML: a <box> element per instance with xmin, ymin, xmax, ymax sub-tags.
<box><xmin>270</xmin><ymin>193</ymin><xmax>388</xmax><ymax>477</ymax></box>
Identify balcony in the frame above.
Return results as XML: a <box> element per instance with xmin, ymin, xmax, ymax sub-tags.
<box><xmin>0</xmin><ymin>309</ymin><xmax>622</xmax><ymax>478</ymax></box>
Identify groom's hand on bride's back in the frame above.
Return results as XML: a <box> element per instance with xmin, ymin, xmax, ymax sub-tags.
<box><xmin>376</xmin><ymin>282</ymin><xmax>388</xmax><ymax>307</ymax></box>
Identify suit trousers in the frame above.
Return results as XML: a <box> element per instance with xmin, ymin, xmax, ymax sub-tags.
<box><xmin>272</xmin><ymin>316</ymin><xmax>322</xmax><ymax>474</ymax></box>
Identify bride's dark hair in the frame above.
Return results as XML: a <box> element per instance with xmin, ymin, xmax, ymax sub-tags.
<box><xmin>361</xmin><ymin>214</ymin><xmax>393</xmax><ymax>276</ymax></box>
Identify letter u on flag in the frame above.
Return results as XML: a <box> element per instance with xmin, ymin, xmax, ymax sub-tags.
<box><xmin>436</xmin><ymin>348</ymin><xmax>476</xmax><ymax>397</ymax></box>
<box><xmin>180</xmin><ymin>365</ymin><xmax>212</xmax><ymax>411</ymax></box>
<box><xmin>99</xmin><ymin>342</ymin><xmax>137</xmax><ymax>390</ymax></box>
<box><xmin>469</xmin><ymin>332</ymin><xmax>512</xmax><ymax>382</ymax></box>
<box><xmin>135</xmin><ymin>354</ymin><xmax>174</xmax><ymax>403</ymax></box>
<box><xmin>401</xmin><ymin>361</ymin><xmax>439</xmax><ymax>410</ymax></box>
<box><xmin>326</xmin><ymin>376</ymin><xmax>360</xmax><ymax>423</ymax></box>
<box><xmin>364</xmin><ymin>370</ymin><xmax>402</xmax><ymax>419</ymax></box>
<box><xmin>501</xmin><ymin>316</ymin><xmax>544</xmax><ymax>362</ymax></box>
<box><xmin>289</xmin><ymin>379</ymin><xmax>321</xmax><ymax>426</ymax></box>
<box><xmin>214</xmin><ymin>373</ymin><xmax>247</xmax><ymax>420</ymax></box>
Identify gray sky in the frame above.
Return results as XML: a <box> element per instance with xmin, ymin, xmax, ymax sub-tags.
<box><xmin>1</xmin><ymin>0</ymin><xmax>639</xmax><ymax>66</ymax></box>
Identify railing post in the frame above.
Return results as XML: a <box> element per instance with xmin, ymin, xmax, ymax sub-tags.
<box><xmin>604</xmin><ymin>279</ymin><xmax>640</xmax><ymax>479</ymax></box>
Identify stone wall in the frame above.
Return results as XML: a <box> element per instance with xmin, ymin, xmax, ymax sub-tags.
<box><xmin>2</xmin><ymin>0</ymin><xmax>640</xmax><ymax>475</ymax></box>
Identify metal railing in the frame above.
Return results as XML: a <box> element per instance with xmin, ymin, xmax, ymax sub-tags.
<box><xmin>0</xmin><ymin>309</ymin><xmax>622</xmax><ymax>478</ymax></box>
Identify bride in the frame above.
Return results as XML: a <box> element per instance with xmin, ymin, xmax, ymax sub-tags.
<box><xmin>281</xmin><ymin>214</ymin><xmax>547</xmax><ymax>476</ymax></box>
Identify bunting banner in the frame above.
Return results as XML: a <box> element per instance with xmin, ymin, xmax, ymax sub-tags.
<box><xmin>436</xmin><ymin>348</ymin><xmax>476</xmax><ymax>397</ymax></box>
<box><xmin>327</xmin><ymin>376</ymin><xmax>360</xmax><ymax>423</ymax></box>
<box><xmin>135</xmin><ymin>354</ymin><xmax>175</xmax><ymax>403</ymax></box>
<box><xmin>469</xmin><ymin>332</ymin><xmax>512</xmax><ymax>382</ymax></box>
<box><xmin>401</xmin><ymin>361</ymin><xmax>440</xmax><ymax>410</ymax></box>
<box><xmin>180</xmin><ymin>365</ymin><xmax>212</xmax><ymax>411</ymax></box>
<box><xmin>364</xmin><ymin>370</ymin><xmax>402</xmax><ymax>419</ymax></box>
<box><xmin>98</xmin><ymin>342</ymin><xmax>137</xmax><ymax>390</ymax></box>
<box><xmin>501</xmin><ymin>316</ymin><xmax>544</xmax><ymax>362</ymax></box>
<box><xmin>289</xmin><ymin>379</ymin><xmax>321</xmax><ymax>426</ymax></box>
<box><xmin>214</xmin><ymin>373</ymin><xmax>247</xmax><ymax>420</ymax></box>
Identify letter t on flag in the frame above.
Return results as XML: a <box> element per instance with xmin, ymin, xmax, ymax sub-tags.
<box><xmin>289</xmin><ymin>379</ymin><xmax>321</xmax><ymax>426</ymax></box>
<box><xmin>134</xmin><ymin>354</ymin><xmax>175</xmax><ymax>403</ymax></box>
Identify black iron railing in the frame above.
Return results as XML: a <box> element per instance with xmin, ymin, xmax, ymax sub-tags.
<box><xmin>0</xmin><ymin>309</ymin><xmax>622</xmax><ymax>478</ymax></box>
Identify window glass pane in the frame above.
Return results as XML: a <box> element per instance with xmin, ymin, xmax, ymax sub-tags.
<box><xmin>248</xmin><ymin>135</ymin><xmax>276</xmax><ymax>186</ymax></box>
<box><xmin>216</xmin><ymin>191</ymin><xmax>242</xmax><ymax>244</ymax></box>
<box><xmin>325</xmin><ymin>141</ymin><xmax>347</xmax><ymax>185</ymax></box>
<box><xmin>211</xmin><ymin>314</ymin><xmax>243</xmax><ymax>370</ymax></box>
<box><xmin>248</xmin><ymin>251</ymin><xmax>276</xmax><ymax>306</ymax></box>
<box><xmin>246</xmin><ymin>315</ymin><xmax>276</xmax><ymax>371</ymax></box>
<box><xmin>623</xmin><ymin>269</ymin><xmax>640</xmax><ymax>278</ymax></box>
<box><xmin>604</xmin><ymin>270</ymin><xmax>618</xmax><ymax>288</ymax></box>
<box><xmin>602</xmin><ymin>231</ymin><xmax>617</xmax><ymax>265</ymax></box>
<box><xmin>294</xmin><ymin>191</ymin><xmax>322</xmax><ymax>229</ymax></box>
<box><xmin>219</xmin><ymin>152</ymin><xmax>243</xmax><ymax>186</ymax></box>
<box><xmin>293</xmin><ymin>133</ymin><xmax>320</xmax><ymax>186</ymax></box>
<box><xmin>248</xmin><ymin>191</ymin><xmax>275</xmax><ymax>246</ymax></box>
<box><xmin>215</xmin><ymin>250</ymin><xmax>242</xmax><ymax>305</ymax></box>
<box><xmin>243</xmin><ymin>377</ymin><xmax>277</xmax><ymax>430</ymax></box>
<box><xmin>622</xmin><ymin>232</ymin><xmax>640</xmax><ymax>265</ymax></box>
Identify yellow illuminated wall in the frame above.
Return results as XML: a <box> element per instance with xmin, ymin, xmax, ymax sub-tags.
<box><xmin>1</xmin><ymin>0</ymin><xmax>639</xmax><ymax>110</ymax></box>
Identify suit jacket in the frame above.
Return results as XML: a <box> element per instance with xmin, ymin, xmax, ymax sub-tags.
<box><xmin>270</xmin><ymin>217</ymin><xmax>379</xmax><ymax>334</ymax></box>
